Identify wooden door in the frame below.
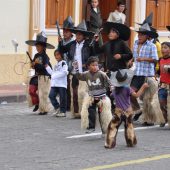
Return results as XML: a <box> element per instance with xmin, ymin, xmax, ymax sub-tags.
<box><xmin>146</xmin><ymin>0</ymin><xmax>170</xmax><ymax>30</ymax></box>
<box><xmin>46</xmin><ymin>0</ymin><xmax>74</xmax><ymax>28</ymax></box>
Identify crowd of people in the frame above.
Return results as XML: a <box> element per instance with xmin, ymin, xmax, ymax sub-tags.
<box><xmin>25</xmin><ymin>0</ymin><xmax>170</xmax><ymax>149</ymax></box>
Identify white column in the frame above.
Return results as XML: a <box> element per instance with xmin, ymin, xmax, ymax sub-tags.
<box><xmin>74</xmin><ymin>0</ymin><xmax>80</xmax><ymax>25</ymax></box>
<box><xmin>134</xmin><ymin>0</ymin><xmax>146</xmax><ymax>25</ymax></box>
<box><xmin>39</xmin><ymin>0</ymin><xmax>46</xmax><ymax>32</ymax></box>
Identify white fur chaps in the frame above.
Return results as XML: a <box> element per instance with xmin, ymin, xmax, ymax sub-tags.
<box><xmin>38</xmin><ymin>75</ymin><xmax>50</xmax><ymax>113</ymax></box>
<box><xmin>81</xmin><ymin>95</ymin><xmax>112</xmax><ymax>133</ymax></box>
<box><xmin>142</xmin><ymin>77</ymin><xmax>165</xmax><ymax>124</ymax></box>
<box><xmin>70</xmin><ymin>77</ymin><xmax>88</xmax><ymax>117</ymax></box>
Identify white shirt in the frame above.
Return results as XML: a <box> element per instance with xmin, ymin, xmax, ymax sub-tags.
<box><xmin>107</xmin><ymin>10</ymin><xmax>126</xmax><ymax>24</ymax></box>
<box><xmin>46</xmin><ymin>60</ymin><xmax>68</xmax><ymax>88</ymax></box>
<box><xmin>74</xmin><ymin>40</ymin><xmax>84</xmax><ymax>73</ymax></box>
<box><xmin>93</xmin><ymin>8</ymin><xmax>98</xmax><ymax>13</ymax></box>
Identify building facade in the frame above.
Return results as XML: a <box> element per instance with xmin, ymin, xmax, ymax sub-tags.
<box><xmin>0</xmin><ymin>0</ymin><xmax>170</xmax><ymax>85</ymax></box>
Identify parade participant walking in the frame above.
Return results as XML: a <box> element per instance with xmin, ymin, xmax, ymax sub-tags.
<box><xmin>94</xmin><ymin>22</ymin><xmax>132</xmax><ymax>72</ymax></box>
<box><xmin>158</xmin><ymin>42</ymin><xmax>170</xmax><ymax>127</ymax></box>
<box><xmin>105</xmin><ymin>69</ymin><xmax>148</xmax><ymax>149</ymax></box>
<box><xmin>59</xmin><ymin>20</ymin><xmax>95</xmax><ymax>118</ymax></box>
<box><xmin>107</xmin><ymin>1</ymin><xmax>126</xmax><ymax>24</ymax></box>
<box><xmin>135</xmin><ymin>12</ymin><xmax>161</xmax><ymax>73</ymax></box>
<box><xmin>46</xmin><ymin>49</ymin><xmax>68</xmax><ymax>117</ymax></box>
<box><xmin>26</xmin><ymin>32</ymin><xmax>55</xmax><ymax>115</ymax></box>
<box><xmin>72</xmin><ymin>57</ymin><xmax>112</xmax><ymax>134</ymax></box>
<box><xmin>133</xmin><ymin>13</ymin><xmax>161</xmax><ymax>121</ymax></box>
<box><xmin>58</xmin><ymin>16</ymin><xmax>75</xmax><ymax>111</ymax></box>
<box><xmin>131</xmin><ymin>23</ymin><xmax>165</xmax><ymax>126</ymax></box>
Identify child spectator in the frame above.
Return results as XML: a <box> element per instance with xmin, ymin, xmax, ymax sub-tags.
<box><xmin>107</xmin><ymin>1</ymin><xmax>126</xmax><ymax>24</ymax></box>
<box><xmin>46</xmin><ymin>49</ymin><xmax>68</xmax><ymax>117</ymax></box>
<box><xmin>85</xmin><ymin>0</ymin><xmax>103</xmax><ymax>45</ymax></box>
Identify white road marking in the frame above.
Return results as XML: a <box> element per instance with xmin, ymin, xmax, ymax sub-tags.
<box><xmin>66</xmin><ymin>124</ymin><xmax>168</xmax><ymax>139</ymax></box>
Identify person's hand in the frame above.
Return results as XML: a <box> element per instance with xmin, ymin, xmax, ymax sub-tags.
<box><xmin>45</xmin><ymin>64</ymin><xmax>48</xmax><ymax>68</ymax></box>
<box><xmin>110</xmin><ymin>85</ymin><xmax>114</xmax><ymax>91</ymax></box>
<box><xmin>72</xmin><ymin>61</ymin><xmax>79</xmax><ymax>70</ymax></box>
<box><xmin>94</xmin><ymin>35</ymin><xmax>99</xmax><ymax>42</ymax></box>
<box><xmin>31</xmin><ymin>62</ymin><xmax>35</xmax><ymax>68</ymax></box>
<box><xmin>35</xmin><ymin>58</ymin><xmax>40</xmax><ymax>64</ymax></box>
<box><xmin>113</xmin><ymin>54</ymin><xmax>121</xmax><ymax>60</ymax></box>
<box><xmin>143</xmin><ymin>83</ymin><xmax>149</xmax><ymax>88</ymax></box>
<box><xmin>163</xmin><ymin>65</ymin><xmax>170</xmax><ymax>73</ymax></box>
<box><xmin>58</xmin><ymin>36</ymin><xmax>63</xmax><ymax>42</ymax></box>
<box><xmin>136</xmin><ymin>57</ymin><xmax>144</xmax><ymax>62</ymax></box>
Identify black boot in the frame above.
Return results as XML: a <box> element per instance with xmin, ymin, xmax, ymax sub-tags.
<box><xmin>33</xmin><ymin>105</ymin><xmax>39</xmax><ymax>112</ymax></box>
<box><xmin>133</xmin><ymin>111</ymin><xmax>142</xmax><ymax>121</ymax></box>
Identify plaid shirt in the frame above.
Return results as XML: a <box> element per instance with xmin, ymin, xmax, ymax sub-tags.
<box><xmin>133</xmin><ymin>40</ymin><xmax>158</xmax><ymax>76</ymax></box>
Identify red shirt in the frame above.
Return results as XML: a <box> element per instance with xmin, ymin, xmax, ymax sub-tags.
<box><xmin>160</xmin><ymin>57</ymin><xmax>170</xmax><ymax>84</ymax></box>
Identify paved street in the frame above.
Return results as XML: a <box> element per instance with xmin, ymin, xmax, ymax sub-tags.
<box><xmin>0</xmin><ymin>103</ymin><xmax>170</xmax><ymax>170</ymax></box>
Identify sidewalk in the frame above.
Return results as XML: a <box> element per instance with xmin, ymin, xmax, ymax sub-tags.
<box><xmin>0</xmin><ymin>84</ymin><xmax>26</xmax><ymax>103</ymax></box>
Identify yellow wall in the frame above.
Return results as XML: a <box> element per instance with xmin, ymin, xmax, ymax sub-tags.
<box><xmin>46</xmin><ymin>35</ymin><xmax>58</xmax><ymax>67</ymax></box>
<box><xmin>0</xmin><ymin>0</ymin><xmax>30</xmax><ymax>85</ymax></box>
<box><xmin>0</xmin><ymin>0</ymin><xmax>29</xmax><ymax>54</ymax></box>
<box><xmin>0</xmin><ymin>54</ymin><xmax>30</xmax><ymax>85</ymax></box>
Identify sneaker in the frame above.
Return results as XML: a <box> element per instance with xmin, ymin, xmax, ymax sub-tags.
<box><xmin>52</xmin><ymin>108</ymin><xmax>60</xmax><ymax>116</ymax></box>
<box><xmin>56</xmin><ymin>112</ymin><xmax>66</xmax><ymax>117</ymax></box>
<box><xmin>85</xmin><ymin>128</ymin><xmax>95</xmax><ymax>134</ymax></box>
<box><xmin>33</xmin><ymin>105</ymin><xmax>39</xmax><ymax>112</ymax></box>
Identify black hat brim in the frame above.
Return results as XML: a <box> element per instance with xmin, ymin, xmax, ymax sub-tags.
<box><xmin>103</xmin><ymin>22</ymin><xmax>131</xmax><ymax>41</ymax></box>
<box><xmin>68</xmin><ymin>28</ymin><xmax>95</xmax><ymax>37</ymax></box>
<box><xmin>167</xmin><ymin>26</ymin><xmax>170</xmax><ymax>31</ymax></box>
<box><xmin>135</xmin><ymin>30</ymin><xmax>158</xmax><ymax>38</ymax></box>
<box><xmin>25</xmin><ymin>40</ymin><xmax>55</xmax><ymax>49</ymax></box>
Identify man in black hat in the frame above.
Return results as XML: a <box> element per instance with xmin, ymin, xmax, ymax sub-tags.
<box><xmin>59</xmin><ymin>20</ymin><xmax>95</xmax><ymax>118</ymax></box>
<box><xmin>26</xmin><ymin>31</ymin><xmax>55</xmax><ymax>115</ymax></box>
<box><xmin>131</xmin><ymin>23</ymin><xmax>165</xmax><ymax>126</ymax></box>
<box><xmin>58</xmin><ymin>16</ymin><xmax>75</xmax><ymax>111</ymax></box>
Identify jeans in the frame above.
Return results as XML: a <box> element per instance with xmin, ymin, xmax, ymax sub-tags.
<box><xmin>49</xmin><ymin>87</ymin><xmax>67</xmax><ymax>113</ymax></box>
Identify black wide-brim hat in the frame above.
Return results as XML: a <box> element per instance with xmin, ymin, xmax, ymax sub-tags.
<box><xmin>62</xmin><ymin>16</ymin><xmax>75</xmax><ymax>30</ymax></box>
<box><xmin>69</xmin><ymin>28</ymin><xmax>95</xmax><ymax>37</ymax></box>
<box><xmin>167</xmin><ymin>26</ymin><xmax>170</xmax><ymax>31</ymax></box>
<box><xmin>103</xmin><ymin>22</ymin><xmax>131</xmax><ymax>41</ymax></box>
<box><xmin>134</xmin><ymin>23</ymin><xmax>158</xmax><ymax>38</ymax></box>
<box><xmin>25</xmin><ymin>32</ymin><xmax>55</xmax><ymax>49</ymax></box>
<box><xmin>25</xmin><ymin>40</ymin><xmax>55</xmax><ymax>49</ymax></box>
<box><xmin>69</xmin><ymin>20</ymin><xmax>95</xmax><ymax>37</ymax></box>
<box><xmin>135</xmin><ymin>29</ymin><xmax>158</xmax><ymax>38</ymax></box>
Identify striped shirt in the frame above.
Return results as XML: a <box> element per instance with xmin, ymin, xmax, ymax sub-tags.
<box><xmin>133</xmin><ymin>40</ymin><xmax>158</xmax><ymax>76</ymax></box>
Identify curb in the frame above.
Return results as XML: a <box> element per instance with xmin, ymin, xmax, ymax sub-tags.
<box><xmin>0</xmin><ymin>95</ymin><xmax>26</xmax><ymax>104</ymax></box>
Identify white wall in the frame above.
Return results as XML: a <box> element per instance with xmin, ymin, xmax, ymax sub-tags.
<box><xmin>0</xmin><ymin>0</ymin><xmax>29</xmax><ymax>54</ymax></box>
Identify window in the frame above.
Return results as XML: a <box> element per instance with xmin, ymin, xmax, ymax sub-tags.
<box><xmin>45</xmin><ymin>0</ymin><xmax>74</xmax><ymax>28</ymax></box>
<box><xmin>146</xmin><ymin>0</ymin><xmax>170</xmax><ymax>30</ymax></box>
